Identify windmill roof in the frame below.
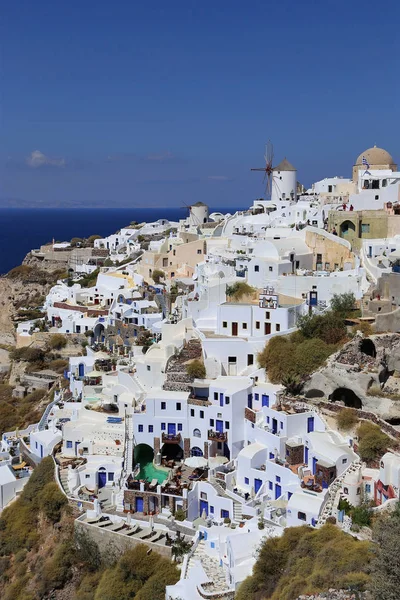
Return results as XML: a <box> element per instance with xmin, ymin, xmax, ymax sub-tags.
<box><xmin>191</xmin><ymin>202</ymin><xmax>207</xmax><ymax>207</ymax></box>
<box><xmin>273</xmin><ymin>158</ymin><xmax>296</xmax><ymax>172</ymax></box>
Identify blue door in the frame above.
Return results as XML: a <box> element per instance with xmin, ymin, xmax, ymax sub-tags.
<box><xmin>216</xmin><ymin>420</ymin><xmax>223</xmax><ymax>433</ymax></box>
<box><xmin>307</xmin><ymin>417</ymin><xmax>314</xmax><ymax>433</ymax></box>
<box><xmin>168</xmin><ymin>423</ymin><xmax>176</xmax><ymax>435</ymax></box>
<box><xmin>200</xmin><ymin>500</ymin><xmax>208</xmax><ymax>516</ymax></box>
<box><xmin>262</xmin><ymin>394</ymin><xmax>269</xmax><ymax>407</ymax></box>
<box><xmin>272</xmin><ymin>418</ymin><xmax>278</xmax><ymax>434</ymax></box>
<box><xmin>135</xmin><ymin>497</ymin><xmax>144</xmax><ymax>512</ymax></box>
<box><xmin>254</xmin><ymin>478</ymin><xmax>262</xmax><ymax>494</ymax></box>
<box><xmin>40</xmin><ymin>445</ymin><xmax>43</xmax><ymax>458</ymax></box>
<box><xmin>78</xmin><ymin>363</ymin><xmax>84</xmax><ymax>377</ymax></box>
<box><xmin>313</xmin><ymin>457</ymin><xmax>318</xmax><ymax>475</ymax></box>
<box><xmin>98</xmin><ymin>471</ymin><xmax>107</xmax><ymax>488</ymax></box>
<box><xmin>247</xmin><ymin>394</ymin><xmax>253</xmax><ymax>409</ymax></box>
<box><xmin>275</xmin><ymin>484</ymin><xmax>282</xmax><ymax>499</ymax></box>
<box><xmin>220</xmin><ymin>393</ymin><xmax>224</xmax><ymax>407</ymax></box>
<box><xmin>304</xmin><ymin>446</ymin><xmax>309</xmax><ymax>464</ymax></box>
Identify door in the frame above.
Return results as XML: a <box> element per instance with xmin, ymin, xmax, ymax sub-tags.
<box><xmin>313</xmin><ymin>457</ymin><xmax>318</xmax><ymax>475</ymax></box>
<box><xmin>135</xmin><ymin>497</ymin><xmax>144</xmax><ymax>512</ymax></box>
<box><xmin>307</xmin><ymin>417</ymin><xmax>314</xmax><ymax>433</ymax></box>
<box><xmin>200</xmin><ymin>500</ymin><xmax>208</xmax><ymax>516</ymax></box>
<box><xmin>264</xmin><ymin>322</ymin><xmax>271</xmax><ymax>335</ymax></box>
<box><xmin>248</xmin><ymin>394</ymin><xmax>253</xmax><ymax>409</ymax></box>
<box><xmin>272</xmin><ymin>418</ymin><xmax>278</xmax><ymax>434</ymax></box>
<box><xmin>216</xmin><ymin>420</ymin><xmax>223</xmax><ymax>433</ymax></box>
<box><xmin>219</xmin><ymin>393</ymin><xmax>224</xmax><ymax>407</ymax></box>
<box><xmin>232</xmin><ymin>322</ymin><xmax>238</xmax><ymax>336</ymax></box>
<box><xmin>304</xmin><ymin>447</ymin><xmax>309</xmax><ymax>464</ymax></box>
<box><xmin>78</xmin><ymin>363</ymin><xmax>85</xmax><ymax>378</ymax></box>
<box><xmin>275</xmin><ymin>484</ymin><xmax>282</xmax><ymax>499</ymax></box>
<box><xmin>254</xmin><ymin>478</ymin><xmax>262</xmax><ymax>494</ymax></box>
<box><xmin>98</xmin><ymin>471</ymin><xmax>107</xmax><ymax>488</ymax></box>
<box><xmin>262</xmin><ymin>394</ymin><xmax>269</xmax><ymax>407</ymax></box>
<box><xmin>168</xmin><ymin>423</ymin><xmax>176</xmax><ymax>435</ymax></box>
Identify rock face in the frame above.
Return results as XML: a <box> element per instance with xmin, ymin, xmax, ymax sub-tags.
<box><xmin>296</xmin><ymin>591</ymin><xmax>371</xmax><ymax>600</ymax></box>
<box><xmin>304</xmin><ymin>333</ymin><xmax>400</xmax><ymax>418</ymax></box>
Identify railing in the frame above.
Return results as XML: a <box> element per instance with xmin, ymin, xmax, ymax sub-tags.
<box><xmin>208</xmin><ymin>430</ymin><xmax>227</xmax><ymax>442</ymax></box>
<box><xmin>38</xmin><ymin>392</ymin><xmax>61</xmax><ymax>431</ymax></box>
<box><xmin>162</xmin><ymin>432</ymin><xmax>182</xmax><ymax>444</ymax></box>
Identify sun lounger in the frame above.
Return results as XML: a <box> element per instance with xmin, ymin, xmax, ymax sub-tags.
<box><xmin>97</xmin><ymin>519</ymin><xmax>112</xmax><ymax>528</ymax></box>
<box><xmin>149</xmin><ymin>479</ymin><xmax>158</xmax><ymax>488</ymax></box>
<box><xmin>86</xmin><ymin>516</ymin><xmax>102</xmax><ymax>524</ymax></box>
<box><xmin>125</xmin><ymin>524</ymin><xmax>140</xmax><ymax>536</ymax></box>
<box><xmin>108</xmin><ymin>522</ymin><xmax>125</xmax><ymax>532</ymax></box>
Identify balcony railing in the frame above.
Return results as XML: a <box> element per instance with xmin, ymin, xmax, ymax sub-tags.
<box><xmin>208</xmin><ymin>429</ymin><xmax>227</xmax><ymax>442</ymax></box>
<box><xmin>161</xmin><ymin>432</ymin><xmax>182</xmax><ymax>444</ymax></box>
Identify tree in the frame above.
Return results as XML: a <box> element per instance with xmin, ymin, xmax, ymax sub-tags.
<box><xmin>152</xmin><ymin>269</ymin><xmax>165</xmax><ymax>284</ymax></box>
<box><xmin>186</xmin><ymin>360</ymin><xmax>206</xmax><ymax>379</ymax></box>
<box><xmin>330</xmin><ymin>292</ymin><xmax>356</xmax><ymax>316</ymax></box>
<box><xmin>298</xmin><ymin>311</ymin><xmax>347</xmax><ymax>345</ymax></box>
<box><xmin>357</xmin><ymin>421</ymin><xmax>390</xmax><ymax>461</ymax></box>
<box><xmin>37</xmin><ymin>482</ymin><xmax>68</xmax><ymax>523</ymax></box>
<box><xmin>371</xmin><ymin>501</ymin><xmax>400</xmax><ymax>600</ymax></box>
<box><xmin>336</xmin><ymin>408</ymin><xmax>359</xmax><ymax>431</ymax></box>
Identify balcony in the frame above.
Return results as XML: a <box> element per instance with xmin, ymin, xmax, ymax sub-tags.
<box><xmin>208</xmin><ymin>429</ymin><xmax>228</xmax><ymax>443</ymax></box>
<box><xmin>162</xmin><ymin>432</ymin><xmax>182</xmax><ymax>444</ymax></box>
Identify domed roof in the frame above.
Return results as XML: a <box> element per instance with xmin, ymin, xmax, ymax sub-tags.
<box><xmin>356</xmin><ymin>145</ymin><xmax>394</xmax><ymax>166</ymax></box>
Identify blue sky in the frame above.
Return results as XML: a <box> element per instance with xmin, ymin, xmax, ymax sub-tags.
<box><xmin>1</xmin><ymin>0</ymin><xmax>399</xmax><ymax>208</ymax></box>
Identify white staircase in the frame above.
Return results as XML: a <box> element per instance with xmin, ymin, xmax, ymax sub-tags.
<box><xmin>210</xmin><ymin>478</ymin><xmax>243</xmax><ymax>523</ymax></box>
<box><xmin>185</xmin><ymin>540</ymin><xmax>231</xmax><ymax>595</ymax></box>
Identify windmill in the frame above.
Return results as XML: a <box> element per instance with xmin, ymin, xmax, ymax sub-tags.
<box><xmin>251</xmin><ymin>140</ymin><xmax>280</xmax><ymax>199</ymax></box>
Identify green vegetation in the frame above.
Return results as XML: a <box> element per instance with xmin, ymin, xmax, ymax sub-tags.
<box><xmin>352</xmin><ymin>321</ymin><xmax>374</xmax><ymax>336</ymax></box>
<box><xmin>173</xmin><ymin>508</ymin><xmax>186</xmax><ymax>521</ymax></box>
<box><xmin>7</xmin><ymin>265</ymin><xmax>67</xmax><ymax>286</ymax></box>
<box><xmin>48</xmin><ymin>333</ymin><xmax>68</xmax><ymax>350</ymax></box>
<box><xmin>330</xmin><ymin>292</ymin><xmax>357</xmax><ymax>317</ymax></box>
<box><xmin>152</xmin><ymin>269</ymin><xmax>165</xmax><ymax>284</ymax></box>
<box><xmin>78</xmin><ymin>268</ymin><xmax>100</xmax><ymax>288</ymax></box>
<box><xmin>298</xmin><ymin>310</ymin><xmax>347</xmax><ymax>345</ymax></box>
<box><xmin>336</xmin><ymin>408</ymin><xmax>359</xmax><ymax>431</ymax></box>
<box><xmin>186</xmin><ymin>359</ymin><xmax>206</xmax><ymax>379</ymax></box>
<box><xmin>236</xmin><ymin>523</ymin><xmax>371</xmax><ymax>600</ymax></box>
<box><xmin>225</xmin><ymin>281</ymin><xmax>256</xmax><ymax>301</ymax></box>
<box><xmin>135</xmin><ymin>330</ymin><xmax>154</xmax><ymax>353</ymax></box>
<box><xmin>10</xmin><ymin>346</ymin><xmax>45</xmax><ymax>363</ymax></box>
<box><xmin>337</xmin><ymin>498</ymin><xmax>373</xmax><ymax>528</ymax></box>
<box><xmin>357</xmin><ymin>421</ymin><xmax>390</xmax><ymax>462</ymax></box>
<box><xmin>87</xmin><ymin>234</ymin><xmax>102</xmax><ymax>245</ymax></box>
<box><xmin>371</xmin><ymin>501</ymin><xmax>400</xmax><ymax>599</ymax></box>
<box><xmin>0</xmin><ymin>387</ymin><xmax>47</xmax><ymax>434</ymax></box>
<box><xmin>16</xmin><ymin>308</ymin><xmax>44</xmax><ymax>321</ymax></box>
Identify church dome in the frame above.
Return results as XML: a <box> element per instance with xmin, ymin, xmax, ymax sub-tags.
<box><xmin>355</xmin><ymin>145</ymin><xmax>394</xmax><ymax>166</ymax></box>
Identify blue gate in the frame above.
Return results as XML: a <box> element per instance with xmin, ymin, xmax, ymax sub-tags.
<box><xmin>275</xmin><ymin>484</ymin><xmax>282</xmax><ymax>499</ymax></box>
<box><xmin>200</xmin><ymin>500</ymin><xmax>208</xmax><ymax>516</ymax></box>
<box><xmin>136</xmin><ymin>497</ymin><xmax>144</xmax><ymax>512</ymax></box>
<box><xmin>98</xmin><ymin>471</ymin><xmax>107</xmax><ymax>488</ymax></box>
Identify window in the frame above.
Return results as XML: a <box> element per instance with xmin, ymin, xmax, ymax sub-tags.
<box><xmin>356</xmin><ymin>487</ymin><xmax>361</xmax><ymax>495</ymax></box>
<box><xmin>276</xmin><ymin>475</ymin><xmax>281</xmax><ymax>483</ymax></box>
<box><xmin>298</xmin><ymin>511</ymin><xmax>307</xmax><ymax>521</ymax></box>
<box><xmin>375</xmin><ymin>195</ymin><xmax>379</xmax><ymax>200</ymax></box>
<box><xmin>171</xmin><ymin>272</ymin><xmax>175</xmax><ymax>277</ymax></box>
<box><xmin>210</xmin><ymin>506</ymin><xmax>214</xmax><ymax>514</ymax></box>
<box><xmin>269</xmin><ymin>452</ymin><xmax>274</xmax><ymax>459</ymax></box>
<box><xmin>255</xmin><ymin>321</ymin><xmax>260</xmax><ymax>329</ymax></box>
<box><xmin>161</xmin><ymin>402</ymin><xmax>166</xmax><ymax>410</ymax></box>
<box><xmin>147</xmin><ymin>365</ymin><xmax>151</xmax><ymax>371</ymax></box>
<box><xmin>342</xmin><ymin>458</ymin><xmax>347</xmax><ymax>464</ymax></box>
<box><xmin>66</xmin><ymin>441</ymin><xmax>73</xmax><ymax>449</ymax></box>
<box><xmin>176</xmin><ymin>402</ymin><xmax>181</xmax><ymax>411</ymax></box>
<box><xmin>255</xmin><ymin>393</ymin><xmax>259</xmax><ymax>401</ymax></box>
<box><xmin>268</xmin><ymin>481</ymin><xmax>273</xmax><ymax>490</ymax></box>
<box><xmin>365</xmin><ymin>483</ymin><xmax>371</xmax><ymax>493</ymax></box>
<box><xmin>193</xmin><ymin>428</ymin><xmax>201</xmax><ymax>437</ymax></box>
<box><xmin>269</xmin><ymin>266</ymin><xmax>273</xmax><ymax>272</ymax></box>
<box><xmin>242</xmin><ymin>322</ymin><xmax>247</xmax><ymax>330</ymax></box>
<box><xmin>200</xmin><ymin>492</ymin><xmax>207</xmax><ymax>500</ymax></box>
<box><xmin>280</xmin><ymin>421</ymin><xmax>283</xmax><ymax>430</ymax></box>
<box><xmin>254</xmin><ymin>265</ymin><xmax>259</xmax><ymax>272</ymax></box>
<box><xmin>197</xmin><ymin>249</ymin><xmax>202</xmax><ymax>254</ymax></box>
<box><xmin>210</xmin><ymin>419</ymin><xmax>214</xmax><ymax>426</ymax></box>
<box><xmin>161</xmin><ymin>423</ymin><xmax>166</xmax><ymax>431</ymax></box>
<box><xmin>148</xmin><ymin>425</ymin><xmax>153</xmax><ymax>433</ymax></box>
<box><xmin>108</xmin><ymin>472</ymin><xmax>114</xmax><ymax>482</ymax></box>
<box><xmin>200</xmin><ymin>410</ymin><xmax>204</xmax><ymax>419</ymax></box>
<box><xmin>214</xmin><ymin>392</ymin><xmax>218</xmax><ymax>400</ymax></box>
<box><xmin>265</xmin><ymin>311</ymin><xmax>270</xmax><ymax>319</ymax></box>
<box><xmin>221</xmin><ymin>509</ymin><xmax>230</xmax><ymax>519</ymax></box>
<box><xmin>138</xmin><ymin>424</ymin><xmax>143</xmax><ymax>432</ymax></box>
<box><xmin>190</xmin><ymin>409</ymin><xmax>195</xmax><ymax>417</ymax></box>
<box><xmin>343</xmin><ymin>487</ymin><xmax>349</xmax><ymax>495</ymax></box>
<box><xmin>316</xmin><ymin>253</ymin><xmax>322</xmax><ymax>264</ymax></box>
<box><xmin>276</xmin><ymin>324</ymin><xmax>280</xmax><ymax>332</ymax></box>
<box><xmin>361</xmin><ymin>223</ymin><xmax>370</xmax><ymax>234</ymax></box>
<box><xmin>222</xmin><ymin>321</ymin><xmax>227</xmax><ymax>328</ymax></box>
<box><xmin>85</xmin><ymin>474</ymin><xmax>90</xmax><ymax>479</ymax></box>
<box><xmin>225</xmin><ymin>421</ymin><xmax>230</xmax><ymax>429</ymax></box>
<box><xmin>225</xmin><ymin>396</ymin><xmax>230</xmax><ymax>404</ymax></box>
<box><xmin>178</xmin><ymin>423</ymin><xmax>182</xmax><ymax>431</ymax></box>
<box><xmin>217</xmin><ymin>442</ymin><xmax>222</xmax><ymax>450</ymax></box>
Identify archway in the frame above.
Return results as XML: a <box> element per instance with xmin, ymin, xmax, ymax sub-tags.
<box><xmin>330</xmin><ymin>387</ymin><xmax>362</xmax><ymax>409</ymax></box>
<box><xmin>340</xmin><ymin>220</ymin><xmax>356</xmax><ymax>238</ymax></box>
<box><xmin>160</xmin><ymin>443</ymin><xmax>183</xmax><ymax>462</ymax></box>
<box><xmin>360</xmin><ymin>338</ymin><xmax>376</xmax><ymax>358</ymax></box>
<box><xmin>133</xmin><ymin>443</ymin><xmax>154</xmax><ymax>469</ymax></box>
<box><xmin>94</xmin><ymin>323</ymin><xmax>105</xmax><ymax>342</ymax></box>
<box><xmin>193</xmin><ymin>428</ymin><xmax>201</xmax><ymax>438</ymax></box>
<box><xmin>190</xmin><ymin>446</ymin><xmax>203</xmax><ymax>457</ymax></box>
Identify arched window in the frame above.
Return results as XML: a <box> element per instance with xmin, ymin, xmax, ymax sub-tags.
<box><xmin>193</xmin><ymin>428</ymin><xmax>201</xmax><ymax>438</ymax></box>
<box><xmin>190</xmin><ymin>447</ymin><xmax>203</xmax><ymax>457</ymax></box>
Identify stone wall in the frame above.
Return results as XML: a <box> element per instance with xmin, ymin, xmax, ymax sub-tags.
<box><xmin>74</xmin><ymin>519</ymin><xmax>172</xmax><ymax>560</ymax></box>
<box><xmin>285</xmin><ymin>443</ymin><xmax>304</xmax><ymax>466</ymax></box>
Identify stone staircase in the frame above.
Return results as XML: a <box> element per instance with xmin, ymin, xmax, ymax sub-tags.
<box><xmin>209</xmin><ymin>478</ymin><xmax>243</xmax><ymax>523</ymax></box>
<box><xmin>155</xmin><ymin>292</ymin><xmax>168</xmax><ymax>318</ymax></box>
<box><xmin>185</xmin><ymin>540</ymin><xmax>233</xmax><ymax>597</ymax></box>
<box><xmin>163</xmin><ymin>339</ymin><xmax>202</xmax><ymax>392</ymax></box>
<box><xmin>126</xmin><ymin>415</ymin><xmax>134</xmax><ymax>473</ymax></box>
<box><xmin>59</xmin><ymin>468</ymin><xmax>70</xmax><ymax>495</ymax></box>
<box><xmin>317</xmin><ymin>461</ymin><xmax>361</xmax><ymax>526</ymax></box>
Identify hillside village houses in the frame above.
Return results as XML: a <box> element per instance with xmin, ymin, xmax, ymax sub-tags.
<box><xmin>6</xmin><ymin>144</ymin><xmax>400</xmax><ymax>599</ymax></box>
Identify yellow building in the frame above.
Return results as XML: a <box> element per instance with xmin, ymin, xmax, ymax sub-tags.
<box><xmin>352</xmin><ymin>146</ymin><xmax>397</xmax><ymax>182</ymax></box>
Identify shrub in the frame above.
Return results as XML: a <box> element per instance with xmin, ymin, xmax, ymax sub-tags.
<box><xmin>87</xmin><ymin>235</ymin><xmax>102</xmax><ymax>245</ymax></box>
<box><xmin>330</xmin><ymin>292</ymin><xmax>356</xmax><ymax>316</ymax></box>
<box><xmin>225</xmin><ymin>282</ymin><xmax>256</xmax><ymax>301</ymax></box>
<box><xmin>351</xmin><ymin>504</ymin><xmax>372</xmax><ymax>528</ymax></box>
<box><xmin>357</xmin><ymin>421</ymin><xmax>390</xmax><ymax>461</ymax></box>
<box><xmin>352</xmin><ymin>321</ymin><xmax>373</xmax><ymax>336</ymax></box>
<box><xmin>186</xmin><ymin>360</ymin><xmax>206</xmax><ymax>379</ymax></box>
<box><xmin>48</xmin><ymin>334</ymin><xmax>67</xmax><ymax>350</ymax></box>
<box><xmin>336</xmin><ymin>408</ymin><xmax>359</xmax><ymax>431</ymax></box>
<box><xmin>152</xmin><ymin>269</ymin><xmax>165</xmax><ymax>284</ymax></box>
<box><xmin>174</xmin><ymin>508</ymin><xmax>186</xmax><ymax>521</ymax></box>
<box><xmin>10</xmin><ymin>346</ymin><xmax>45</xmax><ymax>363</ymax></box>
<box><xmin>298</xmin><ymin>311</ymin><xmax>347</xmax><ymax>345</ymax></box>
<box><xmin>37</xmin><ymin>482</ymin><xmax>68</xmax><ymax>523</ymax></box>
<box><xmin>371</xmin><ymin>501</ymin><xmax>400</xmax><ymax>599</ymax></box>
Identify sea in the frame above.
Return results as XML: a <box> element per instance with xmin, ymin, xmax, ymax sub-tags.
<box><xmin>0</xmin><ymin>207</ymin><xmax>238</xmax><ymax>275</ymax></box>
